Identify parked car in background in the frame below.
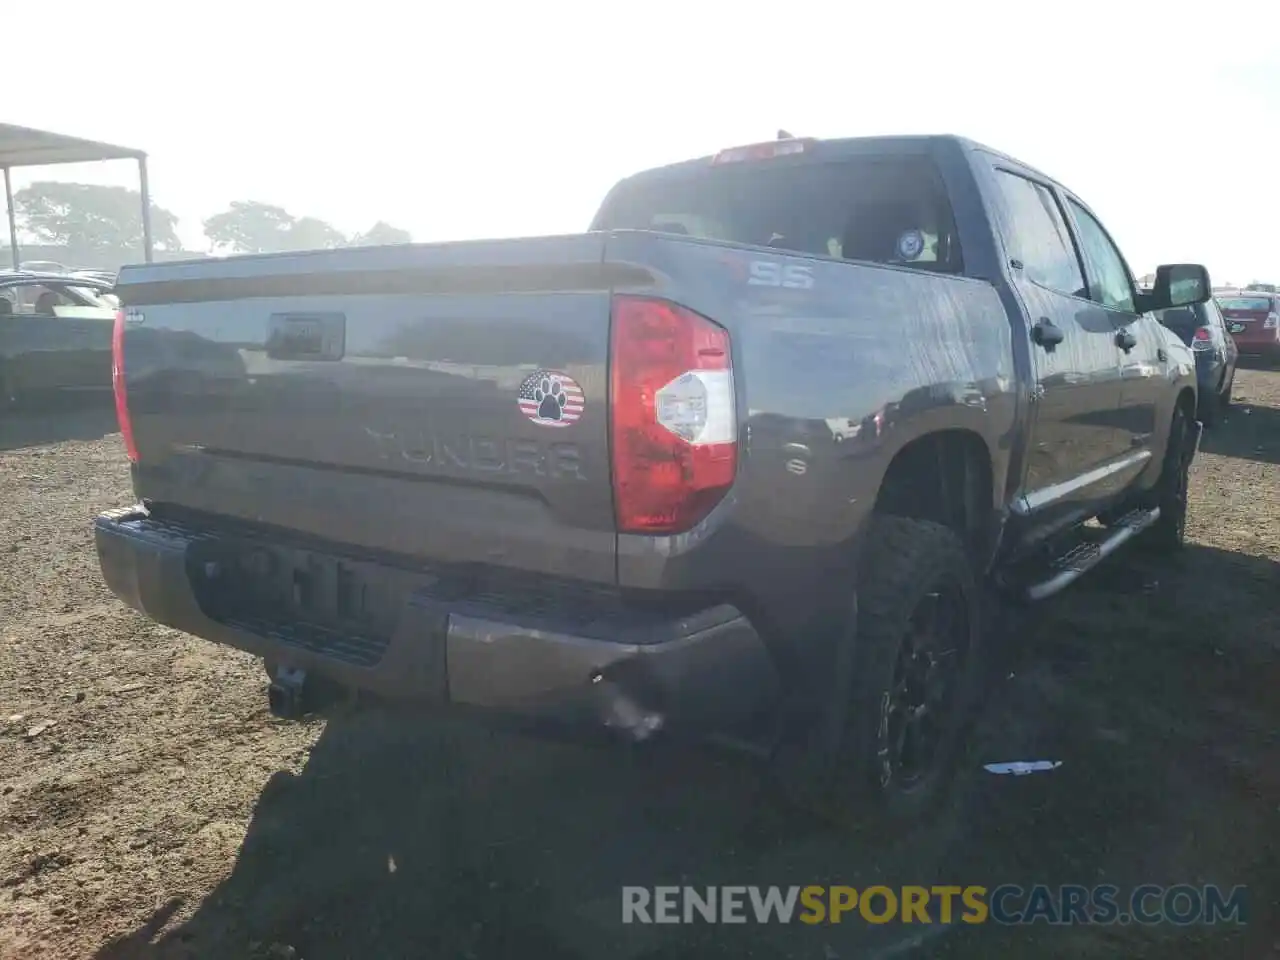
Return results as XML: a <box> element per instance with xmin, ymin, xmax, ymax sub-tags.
<box><xmin>1215</xmin><ymin>288</ymin><xmax>1280</xmax><ymax>364</ymax></box>
<box><xmin>1157</xmin><ymin>299</ymin><xmax>1238</xmax><ymax>424</ymax></box>
<box><xmin>73</xmin><ymin>269</ymin><xmax>117</xmax><ymax>285</ymax></box>
<box><xmin>72</xmin><ymin>270</ymin><xmax>120</xmax><ymax>305</ymax></box>
<box><xmin>0</xmin><ymin>271</ymin><xmax>117</xmax><ymax>405</ymax></box>
<box><xmin>17</xmin><ymin>260</ymin><xmax>71</xmax><ymax>274</ymax></box>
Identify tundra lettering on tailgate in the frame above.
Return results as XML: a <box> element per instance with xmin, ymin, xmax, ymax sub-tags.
<box><xmin>363</xmin><ymin>427</ymin><xmax>586</xmax><ymax>481</ymax></box>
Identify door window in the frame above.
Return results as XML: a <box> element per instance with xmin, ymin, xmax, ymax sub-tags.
<box><xmin>1065</xmin><ymin>199</ymin><xmax>1137</xmax><ymax>314</ymax></box>
<box><xmin>1</xmin><ymin>283</ymin><xmax>115</xmax><ymax>318</ymax></box>
<box><xmin>991</xmin><ymin>171</ymin><xmax>1087</xmax><ymax>297</ymax></box>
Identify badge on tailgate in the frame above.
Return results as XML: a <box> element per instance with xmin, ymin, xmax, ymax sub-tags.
<box><xmin>267</xmin><ymin>312</ymin><xmax>346</xmax><ymax>361</ymax></box>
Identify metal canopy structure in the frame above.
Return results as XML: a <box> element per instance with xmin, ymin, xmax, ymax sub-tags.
<box><xmin>0</xmin><ymin>122</ymin><xmax>153</xmax><ymax>270</ymax></box>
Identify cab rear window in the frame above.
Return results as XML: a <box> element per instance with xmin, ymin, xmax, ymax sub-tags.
<box><xmin>1215</xmin><ymin>296</ymin><xmax>1272</xmax><ymax>312</ymax></box>
<box><xmin>591</xmin><ymin>155</ymin><xmax>964</xmax><ymax>274</ymax></box>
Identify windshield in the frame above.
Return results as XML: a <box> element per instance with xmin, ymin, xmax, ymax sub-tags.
<box><xmin>62</xmin><ymin>284</ymin><xmax>114</xmax><ymax>307</ymax></box>
<box><xmin>592</xmin><ymin>155</ymin><xmax>963</xmax><ymax>273</ymax></box>
<box><xmin>1215</xmin><ymin>296</ymin><xmax>1272</xmax><ymax>312</ymax></box>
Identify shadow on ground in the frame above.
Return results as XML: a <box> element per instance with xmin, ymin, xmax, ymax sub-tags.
<box><xmin>90</xmin><ymin>540</ymin><xmax>1278</xmax><ymax>960</ymax></box>
<box><xmin>0</xmin><ymin>400</ymin><xmax>117</xmax><ymax>452</ymax></box>
<box><xmin>1201</xmin><ymin>397</ymin><xmax>1280</xmax><ymax>466</ymax></box>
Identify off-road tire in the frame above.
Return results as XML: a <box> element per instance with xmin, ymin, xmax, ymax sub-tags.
<box><xmin>772</xmin><ymin>516</ymin><xmax>984</xmax><ymax>828</ymax></box>
<box><xmin>1143</xmin><ymin>404</ymin><xmax>1193</xmax><ymax>554</ymax></box>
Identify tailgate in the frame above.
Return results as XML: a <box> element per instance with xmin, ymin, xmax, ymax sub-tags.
<box><xmin>115</xmin><ymin>235</ymin><xmax>641</xmax><ymax>584</ymax></box>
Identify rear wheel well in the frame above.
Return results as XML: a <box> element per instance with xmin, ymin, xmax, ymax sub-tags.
<box><xmin>872</xmin><ymin>431</ymin><xmax>994</xmax><ymax>561</ymax></box>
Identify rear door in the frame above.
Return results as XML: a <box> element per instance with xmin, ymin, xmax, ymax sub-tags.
<box><xmin>987</xmin><ymin>167</ymin><xmax>1128</xmax><ymax>519</ymax></box>
<box><xmin>1061</xmin><ymin>195</ymin><xmax>1165</xmax><ymax>473</ymax></box>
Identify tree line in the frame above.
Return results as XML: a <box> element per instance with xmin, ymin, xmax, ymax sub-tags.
<box><xmin>8</xmin><ymin>181</ymin><xmax>412</xmax><ymax>263</ymax></box>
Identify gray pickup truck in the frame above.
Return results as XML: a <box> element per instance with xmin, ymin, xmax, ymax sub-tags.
<box><xmin>94</xmin><ymin>134</ymin><xmax>1210</xmax><ymax>823</ymax></box>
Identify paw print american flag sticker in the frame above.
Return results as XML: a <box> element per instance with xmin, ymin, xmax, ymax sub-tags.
<box><xmin>517</xmin><ymin>370</ymin><xmax>585</xmax><ymax>427</ymax></box>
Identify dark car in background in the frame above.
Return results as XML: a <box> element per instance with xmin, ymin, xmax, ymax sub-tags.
<box><xmin>1157</xmin><ymin>299</ymin><xmax>1238</xmax><ymax>424</ymax></box>
<box><xmin>1215</xmin><ymin>288</ymin><xmax>1280</xmax><ymax>364</ymax></box>
<box><xmin>0</xmin><ymin>271</ymin><xmax>118</xmax><ymax>406</ymax></box>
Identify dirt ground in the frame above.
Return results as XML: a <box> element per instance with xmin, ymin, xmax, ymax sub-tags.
<box><xmin>1</xmin><ymin>374</ymin><xmax>1277</xmax><ymax>960</ymax></box>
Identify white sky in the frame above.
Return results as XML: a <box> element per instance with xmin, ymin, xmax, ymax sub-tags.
<box><xmin>6</xmin><ymin>0</ymin><xmax>1279</xmax><ymax>283</ymax></box>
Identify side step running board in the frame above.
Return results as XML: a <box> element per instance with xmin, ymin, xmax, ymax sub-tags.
<box><xmin>1024</xmin><ymin>506</ymin><xmax>1161</xmax><ymax>602</ymax></box>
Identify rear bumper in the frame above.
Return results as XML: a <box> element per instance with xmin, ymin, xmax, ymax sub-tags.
<box><xmin>93</xmin><ymin>506</ymin><xmax>779</xmax><ymax>738</ymax></box>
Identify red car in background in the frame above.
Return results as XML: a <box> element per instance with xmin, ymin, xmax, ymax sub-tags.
<box><xmin>1215</xmin><ymin>289</ymin><xmax>1280</xmax><ymax>363</ymax></box>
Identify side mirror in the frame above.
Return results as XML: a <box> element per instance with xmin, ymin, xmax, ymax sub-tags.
<box><xmin>1141</xmin><ymin>263</ymin><xmax>1211</xmax><ymax>312</ymax></box>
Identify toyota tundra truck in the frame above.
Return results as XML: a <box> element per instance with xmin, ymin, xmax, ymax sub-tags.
<box><xmin>94</xmin><ymin>134</ymin><xmax>1210</xmax><ymax>822</ymax></box>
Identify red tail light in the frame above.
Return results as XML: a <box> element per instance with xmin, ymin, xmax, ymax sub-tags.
<box><xmin>609</xmin><ymin>296</ymin><xmax>736</xmax><ymax>534</ymax></box>
<box><xmin>112</xmin><ymin>309</ymin><xmax>140</xmax><ymax>462</ymax></box>
<box><xmin>1191</xmin><ymin>327</ymin><xmax>1213</xmax><ymax>351</ymax></box>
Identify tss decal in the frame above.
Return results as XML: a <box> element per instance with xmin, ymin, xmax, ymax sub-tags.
<box><xmin>748</xmin><ymin>261</ymin><xmax>815</xmax><ymax>289</ymax></box>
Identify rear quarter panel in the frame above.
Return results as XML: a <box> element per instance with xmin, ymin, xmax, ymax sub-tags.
<box><xmin>604</xmin><ymin>232</ymin><xmax>1018</xmax><ymax>601</ymax></box>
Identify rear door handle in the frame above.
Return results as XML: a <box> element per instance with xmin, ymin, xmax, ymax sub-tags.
<box><xmin>1115</xmin><ymin>328</ymin><xmax>1137</xmax><ymax>353</ymax></box>
<box><xmin>1031</xmin><ymin>317</ymin><xmax>1064</xmax><ymax>351</ymax></box>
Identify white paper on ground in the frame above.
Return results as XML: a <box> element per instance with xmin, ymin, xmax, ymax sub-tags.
<box><xmin>983</xmin><ymin>760</ymin><xmax>1062</xmax><ymax>775</ymax></box>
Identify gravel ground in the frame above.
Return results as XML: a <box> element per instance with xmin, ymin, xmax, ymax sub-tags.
<box><xmin>1</xmin><ymin>373</ymin><xmax>1278</xmax><ymax>960</ymax></box>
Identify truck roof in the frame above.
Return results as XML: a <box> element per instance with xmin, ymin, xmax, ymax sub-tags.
<box><xmin>620</xmin><ymin>133</ymin><xmax>1063</xmax><ymax>192</ymax></box>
